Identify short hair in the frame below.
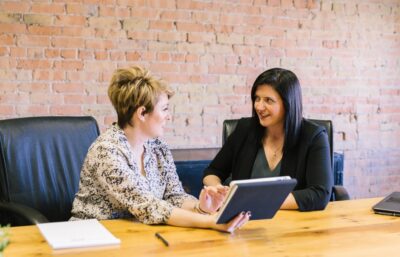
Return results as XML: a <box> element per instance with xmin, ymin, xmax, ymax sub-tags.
<box><xmin>108</xmin><ymin>66</ymin><xmax>174</xmax><ymax>129</ymax></box>
<box><xmin>250</xmin><ymin>68</ymin><xmax>303</xmax><ymax>152</ymax></box>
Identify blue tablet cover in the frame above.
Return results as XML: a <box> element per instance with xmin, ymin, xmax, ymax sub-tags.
<box><xmin>216</xmin><ymin>177</ymin><xmax>297</xmax><ymax>224</ymax></box>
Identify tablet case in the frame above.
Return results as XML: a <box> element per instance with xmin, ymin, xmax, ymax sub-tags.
<box><xmin>216</xmin><ymin>176</ymin><xmax>297</xmax><ymax>224</ymax></box>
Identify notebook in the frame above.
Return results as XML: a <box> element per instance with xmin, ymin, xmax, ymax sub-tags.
<box><xmin>216</xmin><ymin>176</ymin><xmax>297</xmax><ymax>224</ymax></box>
<box><xmin>37</xmin><ymin>219</ymin><xmax>121</xmax><ymax>250</ymax></box>
<box><xmin>372</xmin><ymin>191</ymin><xmax>400</xmax><ymax>217</ymax></box>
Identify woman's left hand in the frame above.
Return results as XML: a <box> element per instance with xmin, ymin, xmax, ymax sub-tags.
<box><xmin>198</xmin><ymin>185</ymin><xmax>229</xmax><ymax>214</ymax></box>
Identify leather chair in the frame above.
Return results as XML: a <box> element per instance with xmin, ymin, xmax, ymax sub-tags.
<box><xmin>0</xmin><ymin>116</ymin><xmax>100</xmax><ymax>226</ymax></box>
<box><xmin>222</xmin><ymin>118</ymin><xmax>350</xmax><ymax>201</ymax></box>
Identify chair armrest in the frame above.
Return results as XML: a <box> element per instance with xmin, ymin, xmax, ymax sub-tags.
<box><xmin>0</xmin><ymin>202</ymin><xmax>49</xmax><ymax>225</ymax></box>
<box><xmin>332</xmin><ymin>186</ymin><xmax>350</xmax><ymax>201</ymax></box>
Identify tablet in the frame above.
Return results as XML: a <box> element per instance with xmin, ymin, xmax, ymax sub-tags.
<box><xmin>216</xmin><ymin>176</ymin><xmax>297</xmax><ymax>224</ymax></box>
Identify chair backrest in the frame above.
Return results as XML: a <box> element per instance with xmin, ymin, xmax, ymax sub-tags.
<box><xmin>222</xmin><ymin>118</ymin><xmax>334</xmax><ymax>169</ymax></box>
<box><xmin>307</xmin><ymin>119</ymin><xmax>334</xmax><ymax>169</ymax></box>
<box><xmin>222</xmin><ymin>119</ymin><xmax>239</xmax><ymax>145</ymax></box>
<box><xmin>0</xmin><ymin>116</ymin><xmax>99</xmax><ymax>224</ymax></box>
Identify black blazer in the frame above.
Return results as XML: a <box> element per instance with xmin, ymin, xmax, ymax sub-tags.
<box><xmin>204</xmin><ymin>117</ymin><xmax>333</xmax><ymax>211</ymax></box>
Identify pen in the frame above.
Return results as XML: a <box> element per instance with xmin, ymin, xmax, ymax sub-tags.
<box><xmin>155</xmin><ymin>232</ymin><xmax>169</xmax><ymax>247</ymax></box>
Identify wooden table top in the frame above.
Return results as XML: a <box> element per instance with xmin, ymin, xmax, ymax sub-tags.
<box><xmin>4</xmin><ymin>197</ymin><xmax>400</xmax><ymax>257</ymax></box>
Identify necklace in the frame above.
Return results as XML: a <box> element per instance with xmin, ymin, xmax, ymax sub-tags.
<box><xmin>263</xmin><ymin>137</ymin><xmax>283</xmax><ymax>162</ymax></box>
<box><xmin>271</xmin><ymin>145</ymin><xmax>282</xmax><ymax>161</ymax></box>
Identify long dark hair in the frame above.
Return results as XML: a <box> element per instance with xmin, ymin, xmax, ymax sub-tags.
<box><xmin>250</xmin><ymin>68</ymin><xmax>303</xmax><ymax>153</ymax></box>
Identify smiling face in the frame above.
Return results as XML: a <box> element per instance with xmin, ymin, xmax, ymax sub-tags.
<box><xmin>143</xmin><ymin>92</ymin><xmax>171</xmax><ymax>138</ymax></box>
<box><xmin>253</xmin><ymin>84</ymin><xmax>285</xmax><ymax>129</ymax></box>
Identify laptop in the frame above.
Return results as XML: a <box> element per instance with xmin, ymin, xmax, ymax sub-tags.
<box><xmin>372</xmin><ymin>192</ymin><xmax>400</xmax><ymax>217</ymax></box>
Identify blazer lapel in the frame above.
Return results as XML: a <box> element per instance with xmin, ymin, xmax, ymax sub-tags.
<box><xmin>233</xmin><ymin>130</ymin><xmax>259</xmax><ymax>180</ymax></box>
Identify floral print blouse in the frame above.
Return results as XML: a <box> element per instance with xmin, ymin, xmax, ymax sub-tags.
<box><xmin>70</xmin><ymin>124</ymin><xmax>196</xmax><ymax>224</ymax></box>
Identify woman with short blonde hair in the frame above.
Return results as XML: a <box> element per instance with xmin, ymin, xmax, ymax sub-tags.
<box><xmin>71</xmin><ymin>66</ymin><xmax>250</xmax><ymax>233</ymax></box>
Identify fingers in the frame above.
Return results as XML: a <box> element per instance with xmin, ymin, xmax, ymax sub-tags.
<box><xmin>204</xmin><ymin>185</ymin><xmax>229</xmax><ymax>194</ymax></box>
<box><xmin>235</xmin><ymin>211</ymin><xmax>251</xmax><ymax>229</ymax></box>
<box><xmin>225</xmin><ymin>211</ymin><xmax>251</xmax><ymax>233</ymax></box>
<box><xmin>204</xmin><ymin>186</ymin><xmax>228</xmax><ymax>201</ymax></box>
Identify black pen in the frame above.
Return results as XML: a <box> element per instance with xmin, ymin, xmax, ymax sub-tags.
<box><xmin>155</xmin><ymin>232</ymin><xmax>169</xmax><ymax>247</ymax></box>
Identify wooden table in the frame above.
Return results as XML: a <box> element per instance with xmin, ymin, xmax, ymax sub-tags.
<box><xmin>4</xmin><ymin>198</ymin><xmax>400</xmax><ymax>257</ymax></box>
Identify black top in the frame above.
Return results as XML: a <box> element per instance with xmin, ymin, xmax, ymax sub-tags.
<box><xmin>250</xmin><ymin>147</ymin><xmax>281</xmax><ymax>178</ymax></box>
<box><xmin>203</xmin><ymin>117</ymin><xmax>333</xmax><ymax>211</ymax></box>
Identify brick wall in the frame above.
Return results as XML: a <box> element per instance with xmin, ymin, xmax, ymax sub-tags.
<box><xmin>0</xmin><ymin>0</ymin><xmax>399</xmax><ymax>199</ymax></box>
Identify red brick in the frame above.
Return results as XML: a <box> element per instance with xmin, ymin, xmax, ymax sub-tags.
<box><xmin>55</xmin><ymin>15</ymin><xmax>86</xmax><ymax>26</ymax></box>
<box><xmin>160</xmin><ymin>10</ymin><xmax>191</xmax><ymax>21</ymax></box>
<box><xmin>31</xmin><ymin>3</ymin><xmax>65</xmax><ymax>14</ymax></box>
<box><xmin>52</xmin><ymin>37</ymin><xmax>85</xmax><ymax>48</ymax></box>
<box><xmin>99</xmin><ymin>6</ymin><xmax>116</xmax><ymax>16</ymax></box>
<box><xmin>18</xmin><ymin>35</ymin><xmax>50</xmax><ymax>47</ymax></box>
<box><xmin>61</xmin><ymin>49</ymin><xmax>77</xmax><ymax>59</ymax></box>
<box><xmin>27</xmin><ymin>48</ymin><xmax>44</xmax><ymax>59</ymax></box>
<box><xmin>19</xmin><ymin>83</ymin><xmax>49</xmax><ymax>92</ymax></box>
<box><xmin>0</xmin><ymin>105</ymin><xmax>15</xmax><ymax>115</ymax></box>
<box><xmin>116</xmin><ymin>7</ymin><xmax>130</xmax><ymax>18</ymax></box>
<box><xmin>158</xmin><ymin>32</ymin><xmax>186</xmax><ymax>42</ymax></box>
<box><xmin>66</xmin><ymin>71</ymin><xmax>98</xmax><ymax>82</ymax></box>
<box><xmin>61</xmin><ymin>27</ymin><xmax>93</xmax><ymax>37</ymax></box>
<box><xmin>0</xmin><ymin>24</ymin><xmax>26</xmax><ymax>33</ymax></box>
<box><xmin>16</xmin><ymin>105</ymin><xmax>49</xmax><ymax>116</ymax></box>
<box><xmin>53</xmin><ymin>83</ymin><xmax>84</xmax><ymax>93</ymax></box>
<box><xmin>1</xmin><ymin>1</ymin><xmax>30</xmax><ymax>12</ymax></box>
<box><xmin>0</xmin><ymin>92</ymin><xmax>30</xmax><ymax>103</ymax></box>
<box><xmin>45</xmin><ymin>49</ymin><xmax>60</xmax><ymax>58</ymax></box>
<box><xmin>0</xmin><ymin>34</ymin><xmax>14</xmax><ymax>45</ymax></box>
<box><xmin>0</xmin><ymin>13</ymin><xmax>22</xmax><ymax>23</ymax></box>
<box><xmin>9</xmin><ymin>47</ymin><xmax>26</xmax><ymax>58</ymax></box>
<box><xmin>85</xmin><ymin>39</ymin><xmax>115</xmax><ymax>50</ymax></box>
<box><xmin>126</xmin><ymin>51</ymin><xmax>141</xmax><ymax>61</ymax></box>
<box><xmin>17</xmin><ymin>60</ymin><xmax>52</xmax><ymax>69</ymax></box>
<box><xmin>23</xmin><ymin>14</ymin><xmax>53</xmax><ymax>26</ymax></box>
<box><xmin>126</xmin><ymin>31</ymin><xmax>156</xmax><ymax>40</ymax></box>
<box><xmin>149</xmin><ymin>21</ymin><xmax>175</xmax><ymax>30</ymax></box>
<box><xmin>177</xmin><ymin>22</ymin><xmax>211</xmax><ymax>32</ymax></box>
<box><xmin>50</xmin><ymin>105</ymin><xmax>82</xmax><ymax>115</ymax></box>
<box><xmin>64</xmin><ymin>95</ymin><xmax>97</xmax><ymax>104</ymax></box>
<box><xmin>53</xmin><ymin>60</ymin><xmax>84</xmax><ymax>70</ymax></box>
<box><xmin>66</xmin><ymin>3</ymin><xmax>85</xmax><ymax>15</ymax></box>
<box><xmin>110</xmin><ymin>51</ymin><xmax>125</xmax><ymax>61</ymax></box>
<box><xmin>149</xmin><ymin>63</ymin><xmax>178</xmax><ymax>73</ymax></box>
<box><xmin>95</xmin><ymin>51</ymin><xmax>108</xmax><ymax>60</ymax></box>
<box><xmin>28</xmin><ymin>25</ymin><xmax>61</xmax><ymax>36</ymax></box>
<box><xmin>0</xmin><ymin>47</ymin><xmax>7</xmax><ymax>56</ymax></box>
<box><xmin>156</xmin><ymin>52</ymin><xmax>170</xmax><ymax>62</ymax></box>
<box><xmin>188</xmin><ymin>32</ymin><xmax>215</xmax><ymax>43</ymax></box>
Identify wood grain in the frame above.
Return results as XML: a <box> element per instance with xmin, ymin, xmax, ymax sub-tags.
<box><xmin>5</xmin><ymin>198</ymin><xmax>399</xmax><ymax>257</ymax></box>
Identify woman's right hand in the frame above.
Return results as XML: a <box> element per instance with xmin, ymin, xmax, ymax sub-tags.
<box><xmin>208</xmin><ymin>211</ymin><xmax>251</xmax><ymax>233</ymax></box>
<box><xmin>198</xmin><ymin>185</ymin><xmax>229</xmax><ymax>214</ymax></box>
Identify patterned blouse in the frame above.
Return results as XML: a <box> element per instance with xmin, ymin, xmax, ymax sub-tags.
<box><xmin>70</xmin><ymin>124</ymin><xmax>196</xmax><ymax>224</ymax></box>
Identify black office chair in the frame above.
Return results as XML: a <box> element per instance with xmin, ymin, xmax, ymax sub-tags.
<box><xmin>0</xmin><ymin>116</ymin><xmax>100</xmax><ymax>226</ymax></box>
<box><xmin>222</xmin><ymin>118</ymin><xmax>350</xmax><ymax>201</ymax></box>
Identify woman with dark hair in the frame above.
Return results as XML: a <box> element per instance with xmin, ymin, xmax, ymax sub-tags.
<box><xmin>203</xmin><ymin>68</ymin><xmax>333</xmax><ymax>211</ymax></box>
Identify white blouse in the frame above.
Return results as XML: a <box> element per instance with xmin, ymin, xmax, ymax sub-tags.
<box><xmin>71</xmin><ymin>124</ymin><xmax>196</xmax><ymax>224</ymax></box>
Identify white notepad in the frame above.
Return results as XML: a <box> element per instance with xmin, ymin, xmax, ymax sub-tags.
<box><xmin>37</xmin><ymin>219</ymin><xmax>120</xmax><ymax>250</ymax></box>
